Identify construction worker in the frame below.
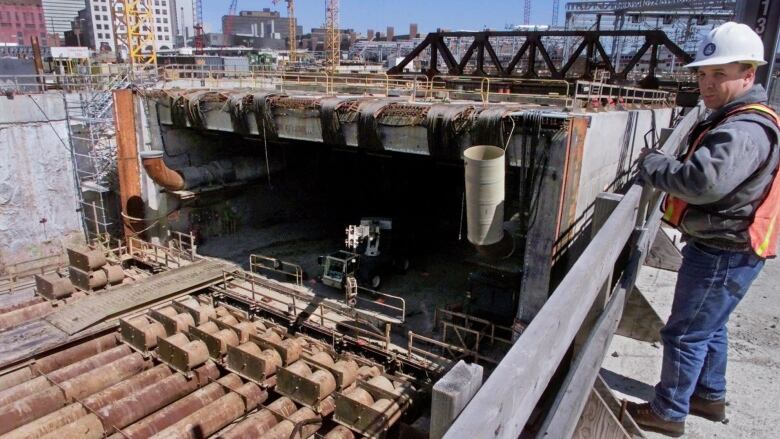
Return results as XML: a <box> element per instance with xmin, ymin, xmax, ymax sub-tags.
<box><xmin>629</xmin><ymin>22</ymin><xmax>780</xmax><ymax>437</ymax></box>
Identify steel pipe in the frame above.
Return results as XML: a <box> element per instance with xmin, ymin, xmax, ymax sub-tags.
<box><xmin>38</xmin><ymin>414</ymin><xmax>103</xmax><ymax>439</ymax></box>
<box><xmin>0</xmin><ymin>403</ymin><xmax>86</xmax><ymax>439</ymax></box>
<box><xmin>259</xmin><ymin>407</ymin><xmax>321</xmax><ymax>439</ymax></box>
<box><xmin>0</xmin><ymin>297</ymin><xmax>45</xmax><ymax>315</ymax></box>
<box><xmin>33</xmin><ymin>334</ymin><xmax>120</xmax><ymax>375</ymax></box>
<box><xmin>0</xmin><ymin>386</ymin><xmax>67</xmax><ymax>435</ymax></box>
<box><xmin>97</xmin><ymin>362</ymin><xmax>219</xmax><ymax>433</ymax></box>
<box><xmin>139</xmin><ymin>151</ymin><xmax>186</xmax><ymax>192</ymax></box>
<box><xmin>112</xmin><ymin>374</ymin><xmax>242</xmax><ymax>439</ymax></box>
<box><xmin>150</xmin><ymin>382</ymin><xmax>267</xmax><ymax>439</ymax></box>
<box><xmin>82</xmin><ymin>364</ymin><xmax>172</xmax><ymax>412</ymax></box>
<box><xmin>59</xmin><ymin>353</ymin><xmax>150</xmax><ymax>401</ymax></box>
<box><xmin>0</xmin><ymin>302</ymin><xmax>54</xmax><ymax>330</ymax></box>
<box><xmin>324</xmin><ymin>425</ymin><xmax>355</xmax><ymax>439</ymax></box>
<box><xmin>218</xmin><ymin>397</ymin><xmax>296</xmax><ymax>439</ymax></box>
<box><xmin>47</xmin><ymin>344</ymin><xmax>131</xmax><ymax>383</ymax></box>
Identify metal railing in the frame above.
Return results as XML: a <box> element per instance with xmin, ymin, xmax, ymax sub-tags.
<box><xmin>445</xmin><ymin>102</ymin><xmax>706</xmax><ymax>438</ymax></box>
<box><xmin>249</xmin><ymin>254</ymin><xmax>304</xmax><ymax>286</ymax></box>
<box><xmin>573</xmin><ymin>79</ymin><xmax>674</xmax><ymax>110</ymax></box>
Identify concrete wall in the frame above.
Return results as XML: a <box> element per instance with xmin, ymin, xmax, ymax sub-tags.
<box><xmin>0</xmin><ymin>93</ymin><xmax>83</xmax><ymax>274</ymax></box>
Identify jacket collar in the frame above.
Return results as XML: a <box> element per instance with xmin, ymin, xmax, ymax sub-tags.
<box><xmin>705</xmin><ymin>84</ymin><xmax>769</xmax><ymax>122</ymax></box>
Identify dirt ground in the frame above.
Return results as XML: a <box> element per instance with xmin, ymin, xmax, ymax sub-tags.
<box><xmin>603</xmin><ymin>249</ymin><xmax>780</xmax><ymax>438</ymax></box>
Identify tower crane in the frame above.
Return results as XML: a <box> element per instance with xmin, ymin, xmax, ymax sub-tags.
<box><xmin>193</xmin><ymin>0</ymin><xmax>204</xmax><ymax>54</ymax></box>
<box><xmin>111</xmin><ymin>0</ymin><xmax>157</xmax><ymax>66</ymax></box>
<box><xmin>224</xmin><ymin>0</ymin><xmax>238</xmax><ymax>46</ymax></box>
<box><xmin>325</xmin><ymin>0</ymin><xmax>339</xmax><ymax>70</ymax></box>
<box><xmin>273</xmin><ymin>0</ymin><xmax>297</xmax><ymax>64</ymax></box>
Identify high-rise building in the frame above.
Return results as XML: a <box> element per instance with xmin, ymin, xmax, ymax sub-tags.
<box><xmin>386</xmin><ymin>26</ymin><xmax>393</xmax><ymax>41</ymax></box>
<box><xmin>174</xmin><ymin>0</ymin><xmax>194</xmax><ymax>47</ymax></box>
<box><xmin>367</xmin><ymin>29</ymin><xmax>374</xmax><ymax>41</ymax></box>
<box><xmin>0</xmin><ymin>0</ymin><xmax>48</xmax><ymax>45</ymax></box>
<box><xmin>75</xmin><ymin>0</ymin><xmax>178</xmax><ymax>53</ymax></box>
<box><xmin>409</xmin><ymin>23</ymin><xmax>418</xmax><ymax>38</ymax></box>
<box><xmin>41</xmin><ymin>0</ymin><xmax>85</xmax><ymax>36</ymax></box>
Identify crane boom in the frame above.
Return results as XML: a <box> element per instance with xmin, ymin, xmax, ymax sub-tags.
<box><xmin>224</xmin><ymin>0</ymin><xmax>238</xmax><ymax>46</ymax></box>
<box><xmin>325</xmin><ymin>0</ymin><xmax>339</xmax><ymax>71</ymax></box>
<box><xmin>273</xmin><ymin>0</ymin><xmax>297</xmax><ymax>65</ymax></box>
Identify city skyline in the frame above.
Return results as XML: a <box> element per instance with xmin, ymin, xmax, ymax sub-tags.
<box><xmin>201</xmin><ymin>0</ymin><xmax>558</xmax><ymax>36</ymax></box>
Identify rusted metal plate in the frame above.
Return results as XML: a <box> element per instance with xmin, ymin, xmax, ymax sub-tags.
<box><xmin>44</xmin><ymin>260</ymin><xmax>231</xmax><ymax>335</ymax></box>
<box><xmin>0</xmin><ymin>319</ymin><xmax>68</xmax><ymax>366</ymax></box>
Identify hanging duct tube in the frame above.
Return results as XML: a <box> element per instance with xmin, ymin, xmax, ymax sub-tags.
<box><xmin>140</xmin><ymin>151</ymin><xmax>277</xmax><ymax>191</ymax></box>
<box><xmin>464</xmin><ymin>145</ymin><xmax>514</xmax><ymax>259</ymax></box>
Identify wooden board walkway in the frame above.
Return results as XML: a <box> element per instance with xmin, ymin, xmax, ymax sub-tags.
<box><xmin>45</xmin><ymin>259</ymin><xmax>232</xmax><ymax>335</ymax></box>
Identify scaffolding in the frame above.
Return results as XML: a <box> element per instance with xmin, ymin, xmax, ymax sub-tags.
<box><xmin>64</xmin><ymin>72</ymin><xmax>132</xmax><ymax>243</ymax></box>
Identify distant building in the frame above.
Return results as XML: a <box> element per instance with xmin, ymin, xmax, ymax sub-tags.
<box><xmin>409</xmin><ymin>23</ymin><xmax>418</xmax><ymax>38</ymax></box>
<box><xmin>386</xmin><ymin>26</ymin><xmax>393</xmax><ymax>41</ymax></box>
<box><xmin>222</xmin><ymin>8</ymin><xmax>302</xmax><ymax>48</ymax></box>
<box><xmin>66</xmin><ymin>0</ymin><xmax>178</xmax><ymax>52</ymax></box>
<box><xmin>0</xmin><ymin>0</ymin><xmax>48</xmax><ymax>46</ymax></box>
<box><xmin>367</xmin><ymin>28</ymin><xmax>374</xmax><ymax>41</ymax></box>
<box><xmin>41</xmin><ymin>0</ymin><xmax>85</xmax><ymax>36</ymax></box>
<box><xmin>175</xmin><ymin>0</ymin><xmax>195</xmax><ymax>47</ymax></box>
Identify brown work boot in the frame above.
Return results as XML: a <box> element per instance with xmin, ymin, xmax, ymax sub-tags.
<box><xmin>626</xmin><ymin>401</ymin><xmax>685</xmax><ymax>437</ymax></box>
<box><xmin>690</xmin><ymin>394</ymin><xmax>728</xmax><ymax>423</ymax></box>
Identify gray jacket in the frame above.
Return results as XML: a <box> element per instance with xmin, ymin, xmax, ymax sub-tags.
<box><xmin>640</xmin><ymin>85</ymin><xmax>780</xmax><ymax>251</ymax></box>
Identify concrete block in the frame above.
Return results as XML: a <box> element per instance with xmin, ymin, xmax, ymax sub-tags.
<box><xmin>430</xmin><ymin>360</ymin><xmax>484</xmax><ymax>439</ymax></box>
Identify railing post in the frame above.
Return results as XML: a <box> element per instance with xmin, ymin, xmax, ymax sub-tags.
<box><xmin>573</xmin><ymin>192</ymin><xmax>623</xmax><ymax>354</ymax></box>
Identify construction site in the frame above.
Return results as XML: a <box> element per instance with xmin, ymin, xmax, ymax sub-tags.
<box><xmin>1</xmin><ymin>0</ymin><xmax>780</xmax><ymax>438</ymax></box>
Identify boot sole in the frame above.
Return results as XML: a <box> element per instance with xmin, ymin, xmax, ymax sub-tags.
<box><xmin>637</xmin><ymin>423</ymin><xmax>685</xmax><ymax>438</ymax></box>
<box><xmin>689</xmin><ymin>408</ymin><xmax>728</xmax><ymax>423</ymax></box>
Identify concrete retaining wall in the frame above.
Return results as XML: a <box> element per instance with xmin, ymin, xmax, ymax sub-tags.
<box><xmin>0</xmin><ymin>94</ymin><xmax>83</xmax><ymax>274</ymax></box>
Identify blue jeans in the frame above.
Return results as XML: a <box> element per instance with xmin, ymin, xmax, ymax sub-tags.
<box><xmin>651</xmin><ymin>241</ymin><xmax>765</xmax><ymax>422</ymax></box>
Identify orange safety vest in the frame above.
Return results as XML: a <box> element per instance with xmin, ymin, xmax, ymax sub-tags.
<box><xmin>661</xmin><ymin>103</ymin><xmax>780</xmax><ymax>258</ymax></box>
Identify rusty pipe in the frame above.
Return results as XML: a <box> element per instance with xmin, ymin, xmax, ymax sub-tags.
<box><xmin>218</xmin><ymin>396</ymin><xmax>297</xmax><ymax>439</ymax></box>
<box><xmin>98</xmin><ymin>361</ymin><xmax>219</xmax><ymax>432</ymax></box>
<box><xmin>59</xmin><ymin>353</ymin><xmax>150</xmax><ymax>401</ymax></box>
<box><xmin>112</xmin><ymin>373</ymin><xmax>242</xmax><ymax>439</ymax></box>
<box><xmin>150</xmin><ymin>382</ymin><xmax>267</xmax><ymax>439</ymax></box>
<box><xmin>0</xmin><ymin>402</ymin><xmax>86</xmax><ymax>439</ymax></box>
<box><xmin>82</xmin><ymin>364</ymin><xmax>172</xmax><ymax>412</ymax></box>
<box><xmin>47</xmin><ymin>345</ymin><xmax>132</xmax><ymax>383</ymax></box>
<box><xmin>139</xmin><ymin>151</ymin><xmax>185</xmax><ymax>191</ymax></box>
<box><xmin>0</xmin><ymin>368</ymin><xmax>34</xmax><ymax>394</ymax></box>
<box><xmin>324</xmin><ymin>425</ymin><xmax>355</xmax><ymax>439</ymax></box>
<box><xmin>0</xmin><ymin>297</ymin><xmax>45</xmax><ymax>315</ymax></box>
<box><xmin>38</xmin><ymin>413</ymin><xmax>104</xmax><ymax>439</ymax></box>
<box><xmin>0</xmin><ymin>302</ymin><xmax>54</xmax><ymax>331</ymax></box>
<box><xmin>0</xmin><ymin>386</ymin><xmax>67</xmax><ymax>435</ymax></box>
<box><xmin>34</xmin><ymin>333</ymin><xmax>120</xmax><ymax>375</ymax></box>
<box><xmin>259</xmin><ymin>407</ymin><xmax>321</xmax><ymax>439</ymax></box>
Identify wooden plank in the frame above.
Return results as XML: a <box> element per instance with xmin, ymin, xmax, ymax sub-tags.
<box><xmin>45</xmin><ymin>260</ymin><xmax>230</xmax><ymax>334</ymax></box>
<box><xmin>517</xmin><ymin>129</ymin><xmax>570</xmax><ymax>323</ymax></box>
<box><xmin>572</xmin><ymin>389</ymin><xmax>630</xmax><ymax>439</ymax></box>
<box><xmin>444</xmin><ymin>184</ymin><xmax>640</xmax><ymax>439</ymax></box>
<box><xmin>644</xmin><ymin>229</ymin><xmax>682</xmax><ymax>272</ymax></box>
<box><xmin>616</xmin><ymin>286</ymin><xmax>663</xmax><ymax>343</ymax></box>
<box><xmin>593</xmin><ymin>375</ymin><xmax>645</xmax><ymax>438</ymax></box>
<box><xmin>574</xmin><ymin>193</ymin><xmax>623</xmax><ymax>353</ymax></box>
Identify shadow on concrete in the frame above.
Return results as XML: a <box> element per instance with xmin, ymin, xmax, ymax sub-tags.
<box><xmin>601</xmin><ymin>367</ymin><xmax>657</xmax><ymax>402</ymax></box>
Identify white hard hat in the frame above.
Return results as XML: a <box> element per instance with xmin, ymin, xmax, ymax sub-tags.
<box><xmin>684</xmin><ymin>21</ymin><xmax>766</xmax><ymax>68</ymax></box>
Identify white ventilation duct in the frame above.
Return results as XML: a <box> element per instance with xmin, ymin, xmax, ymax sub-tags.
<box><xmin>464</xmin><ymin>145</ymin><xmax>506</xmax><ymax>247</ymax></box>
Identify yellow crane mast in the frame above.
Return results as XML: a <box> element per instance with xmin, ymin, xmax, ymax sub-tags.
<box><xmin>325</xmin><ymin>0</ymin><xmax>339</xmax><ymax>71</ymax></box>
<box><xmin>111</xmin><ymin>0</ymin><xmax>157</xmax><ymax>67</ymax></box>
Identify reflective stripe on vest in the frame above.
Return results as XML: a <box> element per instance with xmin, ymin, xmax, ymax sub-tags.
<box><xmin>661</xmin><ymin>103</ymin><xmax>780</xmax><ymax>258</ymax></box>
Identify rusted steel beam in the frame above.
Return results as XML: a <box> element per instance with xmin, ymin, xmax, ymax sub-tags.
<box><xmin>259</xmin><ymin>407</ymin><xmax>321</xmax><ymax>439</ymax></box>
<box><xmin>0</xmin><ymin>302</ymin><xmax>54</xmax><ymax>331</ymax></box>
<box><xmin>0</xmin><ymin>386</ymin><xmax>67</xmax><ymax>435</ymax></box>
<box><xmin>37</xmin><ymin>413</ymin><xmax>103</xmax><ymax>439</ymax></box>
<box><xmin>97</xmin><ymin>362</ymin><xmax>220</xmax><ymax>433</ymax></box>
<box><xmin>218</xmin><ymin>396</ymin><xmax>297</xmax><ymax>439</ymax></box>
<box><xmin>82</xmin><ymin>364</ymin><xmax>172</xmax><ymax>412</ymax></box>
<box><xmin>1</xmin><ymin>403</ymin><xmax>86</xmax><ymax>439</ymax></box>
<box><xmin>151</xmin><ymin>382</ymin><xmax>267</xmax><ymax>439</ymax></box>
<box><xmin>112</xmin><ymin>373</ymin><xmax>242</xmax><ymax>439</ymax></box>
<box><xmin>33</xmin><ymin>333</ymin><xmax>120</xmax><ymax>375</ymax></box>
<box><xmin>59</xmin><ymin>353</ymin><xmax>150</xmax><ymax>401</ymax></box>
<box><xmin>113</xmin><ymin>89</ymin><xmax>144</xmax><ymax>240</ymax></box>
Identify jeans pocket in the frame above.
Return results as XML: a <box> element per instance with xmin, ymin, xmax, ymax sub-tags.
<box><xmin>688</xmin><ymin>241</ymin><xmax>723</xmax><ymax>258</ymax></box>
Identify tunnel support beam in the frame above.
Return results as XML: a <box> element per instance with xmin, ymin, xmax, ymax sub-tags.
<box><xmin>113</xmin><ymin>89</ymin><xmax>144</xmax><ymax>241</ymax></box>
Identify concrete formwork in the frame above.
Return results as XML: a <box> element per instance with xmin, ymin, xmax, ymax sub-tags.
<box><xmin>0</xmin><ymin>94</ymin><xmax>83</xmax><ymax>275</ymax></box>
